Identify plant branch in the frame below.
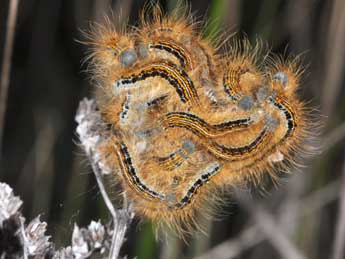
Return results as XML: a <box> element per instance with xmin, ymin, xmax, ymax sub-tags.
<box><xmin>75</xmin><ymin>98</ymin><xmax>134</xmax><ymax>259</ymax></box>
<box><xmin>0</xmin><ymin>0</ymin><xmax>20</xmax><ymax>160</ymax></box>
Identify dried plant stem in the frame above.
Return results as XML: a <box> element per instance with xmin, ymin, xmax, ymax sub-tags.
<box><xmin>90</xmin><ymin>159</ymin><xmax>117</xmax><ymax>218</ymax></box>
<box><xmin>331</xmin><ymin>157</ymin><xmax>345</xmax><ymax>259</ymax></box>
<box><xmin>195</xmin><ymin>225</ymin><xmax>261</xmax><ymax>259</ymax></box>
<box><xmin>322</xmin><ymin>120</ymin><xmax>345</xmax><ymax>152</ymax></box>
<box><xmin>76</xmin><ymin>98</ymin><xmax>134</xmax><ymax>259</ymax></box>
<box><xmin>19</xmin><ymin>217</ymin><xmax>28</xmax><ymax>259</ymax></box>
<box><xmin>89</xmin><ymin>158</ymin><xmax>133</xmax><ymax>259</ymax></box>
<box><xmin>0</xmin><ymin>0</ymin><xmax>20</xmax><ymax>159</ymax></box>
<box><xmin>321</xmin><ymin>0</ymin><xmax>345</xmax><ymax>116</ymax></box>
<box><xmin>196</xmin><ymin>179</ymin><xmax>340</xmax><ymax>259</ymax></box>
<box><xmin>235</xmin><ymin>190</ymin><xmax>306</xmax><ymax>259</ymax></box>
<box><xmin>109</xmin><ymin>208</ymin><xmax>132</xmax><ymax>259</ymax></box>
<box><xmin>91</xmin><ymin>161</ymin><xmax>121</xmax><ymax>258</ymax></box>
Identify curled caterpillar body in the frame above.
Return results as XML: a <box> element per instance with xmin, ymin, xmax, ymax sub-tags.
<box><xmin>83</xmin><ymin>3</ymin><xmax>318</xmax><ymax>237</ymax></box>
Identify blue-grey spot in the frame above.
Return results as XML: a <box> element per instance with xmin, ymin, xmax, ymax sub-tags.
<box><xmin>137</xmin><ymin>43</ymin><xmax>148</xmax><ymax>58</ymax></box>
<box><xmin>119</xmin><ymin>49</ymin><xmax>137</xmax><ymax>67</ymax></box>
<box><xmin>238</xmin><ymin>96</ymin><xmax>254</xmax><ymax>111</ymax></box>
<box><xmin>182</xmin><ymin>140</ymin><xmax>195</xmax><ymax>154</ymax></box>
<box><xmin>273</xmin><ymin>72</ymin><xmax>288</xmax><ymax>87</ymax></box>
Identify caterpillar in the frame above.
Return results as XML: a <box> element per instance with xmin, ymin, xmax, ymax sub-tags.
<box><xmin>83</xmin><ymin>2</ymin><xmax>317</xmax><ymax>237</ymax></box>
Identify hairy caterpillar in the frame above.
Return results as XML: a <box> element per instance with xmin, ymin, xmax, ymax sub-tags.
<box><xmin>83</xmin><ymin>3</ymin><xmax>316</xmax><ymax>237</ymax></box>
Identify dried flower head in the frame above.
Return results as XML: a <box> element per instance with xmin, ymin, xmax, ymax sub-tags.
<box><xmin>0</xmin><ymin>183</ymin><xmax>23</xmax><ymax>224</ymax></box>
<box><xmin>72</xmin><ymin>224</ymin><xmax>90</xmax><ymax>259</ymax></box>
<box><xmin>87</xmin><ymin>220</ymin><xmax>105</xmax><ymax>250</ymax></box>
<box><xmin>25</xmin><ymin>216</ymin><xmax>51</xmax><ymax>255</ymax></box>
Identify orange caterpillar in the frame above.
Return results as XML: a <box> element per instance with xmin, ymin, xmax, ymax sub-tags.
<box><xmin>83</xmin><ymin>3</ymin><xmax>316</xmax><ymax>236</ymax></box>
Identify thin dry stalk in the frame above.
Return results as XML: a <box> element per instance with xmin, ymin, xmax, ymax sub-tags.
<box><xmin>89</xmin><ymin>159</ymin><xmax>134</xmax><ymax>259</ymax></box>
<box><xmin>331</xmin><ymin>156</ymin><xmax>345</xmax><ymax>259</ymax></box>
<box><xmin>75</xmin><ymin>98</ymin><xmax>135</xmax><ymax>259</ymax></box>
<box><xmin>234</xmin><ymin>190</ymin><xmax>306</xmax><ymax>259</ymax></box>
<box><xmin>0</xmin><ymin>0</ymin><xmax>20</xmax><ymax>159</ymax></box>
<box><xmin>195</xmin><ymin>225</ymin><xmax>262</xmax><ymax>259</ymax></box>
<box><xmin>322</xmin><ymin>120</ymin><xmax>345</xmax><ymax>152</ymax></box>
<box><xmin>195</xmin><ymin>179</ymin><xmax>340</xmax><ymax>259</ymax></box>
<box><xmin>321</xmin><ymin>0</ymin><xmax>345</xmax><ymax>116</ymax></box>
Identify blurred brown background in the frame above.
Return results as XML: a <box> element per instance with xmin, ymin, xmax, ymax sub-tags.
<box><xmin>1</xmin><ymin>0</ymin><xmax>345</xmax><ymax>258</ymax></box>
